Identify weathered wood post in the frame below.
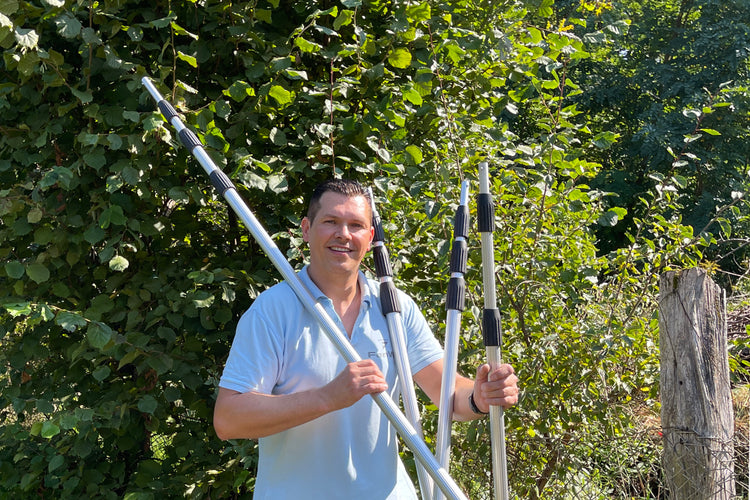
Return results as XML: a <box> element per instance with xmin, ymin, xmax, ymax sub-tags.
<box><xmin>659</xmin><ymin>268</ymin><xmax>735</xmax><ymax>499</ymax></box>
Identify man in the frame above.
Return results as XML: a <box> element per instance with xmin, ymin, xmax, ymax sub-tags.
<box><xmin>214</xmin><ymin>179</ymin><xmax>519</xmax><ymax>499</ymax></box>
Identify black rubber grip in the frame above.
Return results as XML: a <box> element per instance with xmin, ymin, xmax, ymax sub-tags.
<box><xmin>449</xmin><ymin>238</ymin><xmax>467</xmax><ymax>274</ymax></box>
<box><xmin>209</xmin><ymin>169</ymin><xmax>234</xmax><ymax>195</ymax></box>
<box><xmin>372</xmin><ymin>245</ymin><xmax>393</xmax><ymax>278</ymax></box>
<box><xmin>477</xmin><ymin>193</ymin><xmax>495</xmax><ymax>233</ymax></box>
<box><xmin>372</xmin><ymin>215</ymin><xmax>386</xmax><ymax>243</ymax></box>
<box><xmin>454</xmin><ymin>204</ymin><xmax>469</xmax><ymax>239</ymax></box>
<box><xmin>158</xmin><ymin>99</ymin><xmax>179</xmax><ymax>122</ymax></box>
<box><xmin>379</xmin><ymin>281</ymin><xmax>401</xmax><ymax>315</ymax></box>
<box><xmin>178</xmin><ymin>128</ymin><xmax>202</xmax><ymax>152</ymax></box>
<box><xmin>446</xmin><ymin>276</ymin><xmax>465</xmax><ymax>311</ymax></box>
<box><xmin>482</xmin><ymin>308</ymin><xmax>502</xmax><ymax>347</ymax></box>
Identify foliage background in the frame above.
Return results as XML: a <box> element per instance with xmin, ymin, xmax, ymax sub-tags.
<box><xmin>1</xmin><ymin>0</ymin><xmax>748</xmax><ymax>498</ymax></box>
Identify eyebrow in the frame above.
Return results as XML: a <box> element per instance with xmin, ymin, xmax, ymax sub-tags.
<box><xmin>317</xmin><ymin>212</ymin><xmax>371</xmax><ymax>226</ymax></box>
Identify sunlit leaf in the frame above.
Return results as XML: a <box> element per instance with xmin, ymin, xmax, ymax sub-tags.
<box><xmin>387</xmin><ymin>48</ymin><xmax>412</xmax><ymax>69</ymax></box>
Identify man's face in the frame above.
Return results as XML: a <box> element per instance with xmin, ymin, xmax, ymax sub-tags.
<box><xmin>301</xmin><ymin>191</ymin><xmax>373</xmax><ymax>279</ymax></box>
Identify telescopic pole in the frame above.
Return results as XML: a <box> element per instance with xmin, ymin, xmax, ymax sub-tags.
<box><xmin>368</xmin><ymin>190</ymin><xmax>433</xmax><ymax>500</ymax></box>
<box><xmin>140</xmin><ymin>77</ymin><xmax>468</xmax><ymax>500</ymax></box>
<box><xmin>477</xmin><ymin>161</ymin><xmax>510</xmax><ymax>500</ymax></box>
<box><xmin>434</xmin><ymin>180</ymin><xmax>470</xmax><ymax>500</ymax></box>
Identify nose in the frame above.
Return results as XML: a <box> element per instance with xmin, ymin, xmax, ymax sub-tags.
<box><xmin>336</xmin><ymin>223</ymin><xmax>352</xmax><ymax>239</ymax></box>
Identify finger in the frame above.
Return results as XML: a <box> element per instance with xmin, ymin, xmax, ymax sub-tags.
<box><xmin>352</xmin><ymin>359</ymin><xmax>385</xmax><ymax>377</ymax></box>
<box><xmin>482</xmin><ymin>382</ymin><xmax>520</xmax><ymax>407</ymax></box>
<box><xmin>475</xmin><ymin>363</ymin><xmax>491</xmax><ymax>383</ymax></box>
<box><xmin>487</xmin><ymin>363</ymin><xmax>515</xmax><ymax>382</ymax></box>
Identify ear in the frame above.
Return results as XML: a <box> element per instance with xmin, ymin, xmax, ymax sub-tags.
<box><xmin>301</xmin><ymin>217</ymin><xmax>311</xmax><ymax>242</ymax></box>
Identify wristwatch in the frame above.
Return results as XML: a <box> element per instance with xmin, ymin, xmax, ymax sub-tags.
<box><xmin>469</xmin><ymin>391</ymin><xmax>489</xmax><ymax>415</ymax></box>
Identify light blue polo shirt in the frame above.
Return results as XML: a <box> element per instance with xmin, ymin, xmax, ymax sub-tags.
<box><xmin>219</xmin><ymin>266</ymin><xmax>443</xmax><ymax>499</ymax></box>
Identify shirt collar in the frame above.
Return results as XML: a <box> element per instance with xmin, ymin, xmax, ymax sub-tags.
<box><xmin>299</xmin><ymin>265</ymin><xmax>372</xmax><ymax>308</ymax></box>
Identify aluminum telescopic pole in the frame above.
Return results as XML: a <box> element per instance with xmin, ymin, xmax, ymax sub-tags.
<box><xmin>368</xmin><ymin>190</ymin><xmax>433</xmax><ymax>500</ymax></box>
<box><xmin>434</xmin><ymin>180</ymin><xmax>470</xmax><ymax>500</ymax></box>
<box><xmin>477</xmin><ymin>161</ymin><xmax>509</xmax><ymax>500</ymax></box>
<box><xmin>141</xmin><ymin>77</ymin><xmax>468</xmax><ymax>500</ymax></box>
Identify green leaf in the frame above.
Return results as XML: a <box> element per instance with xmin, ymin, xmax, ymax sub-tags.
<box><xmin>41</xmin><ymin>421</ymin><xmax>60</xmax><ymax>439</ymax></box>
<box><xmin>593</xmin><ymin>131</ymin><xmax>619</xmax><ymax>149</ymax></box>
<box><xmin>84</xmin><ymin>225</ymin><xmax>105</xmax><ymax>244</ymax></box>
<box><xmin>405</xmin><ymin>145</ymin><xmax>423</xmax><ymax>164</ymax></box>
<box><xmin>294</xmin><ymin>37</ymin><xmax>322</xmax><ymax>53</ymax></box>
<box><xmin>402</xmin><ymin>87</ymin><xmax>423</xmax><ymax>106</ymax></box>
<box><xmin>0</xmin><ymin>0</ymin><xmax>19</xmax><ymax>15</ymax></box>
<box><xmin>0</xmin><ymin>12</ymin><xmax>11</xmax><ymax>34</ymax></box>
<box><xmin>26</xmin><ymin>262</ymin><xmax>50</xmax><ymax>283</ymax></box>
<box><xmin>269</xmin><ymin>127</ymin><xmax>287</xmax><ymax>146</ymax></box>
<box><xmin>87</xmin><ymin>322</ymin><xmax>113</xmax><ymax>349</ymax></box>
<box><xmin>55</xmin><ymin>311</ymin><xmax>87</xmax><ymax>332</ymax></box>
<box><xmin>3</xmin><ymin>301</ymin><xmax>32</xmax><ymax>317</ymax></box>
<box><xmin>81</xmin><ymin>27</ymin><xmax>101</xmax><ymax>45</ymax></box>
<box><xmin>48</xmin><ymin>454</ymin><xmax>64</xmax><ymax>473</ymax></box>
<box><xmin>255</xmin><ymin>8</ymin><xmax>272</xmax><ymax>23</ymax></box>
<box><xmin>5</xmin><ymin>260</ymin><xmax>24</xmax><ymax>278</ymax></box>
<box><xmin>537</xmin><ymin>0</ymin><xmax>553</xmax><ymax>16</ymax></box>
<box><xmin>225</xmin><ymin>80</ymin><xmax>254</xmax><ymax>102</ymax></box>
<box><xmin>83</xmin><ymin>149</ymin><xmax>106</xmax><ymax>169</ymax></box>
<box><xmin>14</xmin><ymin>27</ymin><xmax>38</xmax><ymax>49</ymax></box>
<box><xmin>27</xmin><ymin>206</ymin><xmax>43</xmax><ymax>223</ymax></box>
<box><xmin>92</xmin><ymin>365</ymin><xmax>110</xmax><ymax>382</ymax></box>
<box><xmin>54</xmin><ymin>13</ymin><xmax>81</xmax><ymax>38</ymax></box>
<box><xmin>170</xmin><ymin>21</ymin><xmax>198</xmax><ymax>39</ymax></box>
<box><xmin>138</xmin><ymin>395</ymin><xmax>158</xmax><ymax>415</ymax></box>
<box><xmin>387</xmin><ymin>47</ymin><xmax>412</xmax><ymax>69</ymax></box>
<box><xmin>333</xmin><ymin>10</ymin><xmax>354</xmax><ymax>30</ymax></box>
<box><xmin>597</xmin><ymin>207</ymin><xmax>627</xmax><ymax>227</ymax></box>
<box><xmin>122</xmin><ymin>166</ymin><xmax>143</xmax><ymax>185</ymax></box>
<box><xmin>109</xmin><ymin>255</ymin><xmax>129</xmax><ymax>271</ymax></box>
<box><xmin>118</xmin><ymin>348</ymin><xmax>141</xmax><ymax>370</ymax></box>
<box><xmin>282</xmin><ymin>69</ymin><xmax>308</xmax><ymax>80</ymax></box>
<box><xmin>177</xmin><ymin>51</ymin><xmax>197</xmax><ymax>68</ymax></box>
<box><xmin>268</xmin><ymin>85</ymin><xmax>292</xmax><ymax>106</ymax></box>
<box><xmin>107</xmin><ymin>133</ymin><xmax>123</xmax><ymax>150</ymax></box>
<box><xmin>406</xmin><ymin>2</ymin><xmax>431</xmax><ymax>23</ymax></box>
<box><xmin>699</xmin><ymin>128</ymin><xmax>721</xmax><ymax>136</ymax></box>
<box><xmin>99</xmin><ymin>205</ymin><xmax>127</xmax><ymax>228</ymax></box>
<box><xmin>40</xmin><ymin>304</ymin><xmax>55</xmax><ymax>321</ymax></box>
<box><xmin>268</xmin><ymin>174</ymin><xmax>288</xmax><ymax>193</ymax></box>
<box><xmin>17</xmin><ymin>51</ymin><xmax>40</xmax><ymax>77</ymax></box>
<box><xmin>122</xmin><ymin>110</ymin><xmax>140</xmax><ymax>122</ymax></box>
<box><xmin>75</xmin><ymin>407</ymin><xmax>94</xmax><ymax>421</ymax></box>
<box><xmin>40</xmin><ymin>166</ymin><xmax>74</xmax><ymax>189</ymax></box>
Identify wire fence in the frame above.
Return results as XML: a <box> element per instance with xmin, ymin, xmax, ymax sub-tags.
<box><xmin>662</xmin><ymin>427</ymin><xmax>739</xmax><ymax>499</ymax></box>
<box><xmin>449</xmin><ymin>418</ymin><xmax>749</xmax><ymax>499</ymax></box>
<box><xmin>523</xmin><ymin>427</ymin><xmax>748</xmax><ymax>499</ymax></box>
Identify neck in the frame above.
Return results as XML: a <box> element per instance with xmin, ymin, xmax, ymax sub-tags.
<box><xmin>307</xmin><ymin>264</ymin><xmax>360</xmax><ymax>304</ymax></box>
<box><xmin>307</xmin><ymin>266</ymin><xmax>361</xmax><ymax>337</ymax></box>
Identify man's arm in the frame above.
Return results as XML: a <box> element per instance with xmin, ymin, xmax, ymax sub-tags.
<box><xmin>413</xmin><ymin>359</ymin><xmax>519</xmax><ymax>422</ymax></box>
<box><xmin>213</xmin><ymin>359</ymin><xmax>388</xmax><ymax>440</ymax></box>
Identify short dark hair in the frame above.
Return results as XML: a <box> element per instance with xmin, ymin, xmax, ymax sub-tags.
<box><xmin>306</xmin><ymin>179</ymin><xmax>371</xmax><ymax>222</ymax></box>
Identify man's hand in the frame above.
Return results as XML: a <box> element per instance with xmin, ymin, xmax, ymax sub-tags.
<box><xmin>321</xmin><ymin>359</ymin><xmax>388</xmax><ymax>411</ymax></box>
<box><xmin>472</xmin><ymin>363</ymin><xmax>519</xmax><ymax>413</ymax></box>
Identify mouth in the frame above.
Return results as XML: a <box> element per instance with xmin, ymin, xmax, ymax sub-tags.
<box><xmin>329</xmin><ymin>245</ymin><xmax>352</xmax><ymax>254</ymax></box>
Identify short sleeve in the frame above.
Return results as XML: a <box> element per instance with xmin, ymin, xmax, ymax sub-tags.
<box><xmin>397</xmin><ymin>290</ymin><xmax>443</xmax><ymax>374</ymax></box>
<box><xmin>219</xmin><ymin>300</ymin><xmax>283</xmax><ymax>394</ymax></box>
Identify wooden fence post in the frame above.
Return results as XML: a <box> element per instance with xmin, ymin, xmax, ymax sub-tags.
<box><xmin>659</xmin><ymin>268</ymin><xmax>735</xmax><ymax>499</ymax></box>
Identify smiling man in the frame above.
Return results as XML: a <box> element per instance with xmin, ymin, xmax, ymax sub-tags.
<box><xmin>213</xmin><ymin>179</ymin><xmax>519</xmax><ymax>499</ymax></box>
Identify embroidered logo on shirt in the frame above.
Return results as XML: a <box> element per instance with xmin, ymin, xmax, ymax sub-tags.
<box><xmin>368</xmin><ymin>339</ymin><xmax>394</xmax><ymax>360</ymax></box>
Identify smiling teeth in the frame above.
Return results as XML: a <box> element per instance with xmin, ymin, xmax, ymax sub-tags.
<box><xmin>331</xmin><ymin>246</ymin><xmax>351</xmax><ymax>252</ymax></box>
